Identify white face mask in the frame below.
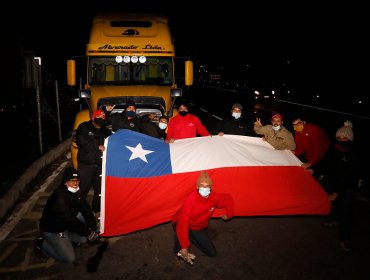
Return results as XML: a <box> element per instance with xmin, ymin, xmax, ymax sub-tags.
<box><xmin>68</xmin><ymin>187</ymin><xmax>80</xmax><ymax>193</ymax></box>
<box><xmin>159</xmin><ymin>123</ymin><xmax>167</xmax><ymax>130</ymax></box>
<box><xmin>198</xmin><ymin>187</ymin><xmax>211</xmax><ymax>198</ymax></box>
<box><xmin>232</xmin><ymin>112</ymin><xmax>241</xmax><ymax>119</ymax></box>
<box><xmin>272</xmin><ymin>125</ymin><xmax>281</xmax><ymax>131</ymax></box>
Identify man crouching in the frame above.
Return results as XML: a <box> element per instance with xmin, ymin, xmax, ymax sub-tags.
<box><xmin>37</xmin><ymin>167</ymin><xmax>99</xmax><ymax>264</ymax></box>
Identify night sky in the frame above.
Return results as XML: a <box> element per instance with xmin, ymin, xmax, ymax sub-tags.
<box><xmin>4</xmin><ymin>1</ymin><xmax>369</xmax><ymax>103</ymax></box>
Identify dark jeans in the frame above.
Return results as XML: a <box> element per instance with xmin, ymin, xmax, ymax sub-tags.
<box><xmin>41</xmin><ymin>213</ymin><xmax>88</xmax><ymax>264</ymax></box>
<box><xmin>318</xmin><ymin>175</ymin><xmax>356</xmax><ymax>242</ymax></box>
<box><xmin>333</xmin><ymin>188</ymin><xmax>356</xmax><ymax>242</ymax></box>
<box><xmin>173</xmin><ymin>223</ymin><xmax>217</xmax><ymax>257</ymax></box>
<box><xmin>78</xmin><ymin>163</ymin><xmax>102</xmax><ymax>213</ymax></box>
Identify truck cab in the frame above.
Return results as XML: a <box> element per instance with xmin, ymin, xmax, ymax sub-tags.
<box><xmin>67</xmin><ymin>13</ymin><xmax>193</xmax><ymax>168</ymax></box>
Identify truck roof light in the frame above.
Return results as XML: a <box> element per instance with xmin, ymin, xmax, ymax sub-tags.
<box><xmin>123</xmin><ymin>56</ymin><xmax>130</xmax><ymax>63</ymax></box>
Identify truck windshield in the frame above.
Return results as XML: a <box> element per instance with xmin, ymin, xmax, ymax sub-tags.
<box><xmin>88</xmin><ymin>56</ymin><xmax>173</xmax><ymax>86</ymax></box>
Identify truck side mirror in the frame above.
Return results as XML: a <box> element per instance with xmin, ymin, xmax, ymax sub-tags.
<box><xmin>168</xmin><ymin>89</ymin><xmax>183</xmax><ymax>117</ymax></box>
<box><xmin>79</xmin><ymin>89</ymin><xmax>91</xmax><ymax>99</ymax></box>
<box><xmin>170</xmin><ymin>88</ymin><xmax>182</xmax><ymax>97</ymax></box>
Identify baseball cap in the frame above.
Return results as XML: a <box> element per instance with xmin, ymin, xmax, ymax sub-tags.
<box><xmin>92</xmin><ymin>109</ymin><xmax>106</xmax><ymax>119</ymax></box>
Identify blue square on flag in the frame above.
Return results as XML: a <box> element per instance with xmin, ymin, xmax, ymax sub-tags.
<box><xmin>105</xmin><ymin>129</ymin><xmax>172</xmax><ymax>178</ymax></box>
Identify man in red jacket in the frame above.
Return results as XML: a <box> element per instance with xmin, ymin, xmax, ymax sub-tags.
<box><xmin>172</xmin><ymin>171</ymin><xmax>234</xmax><ymax>264</ymax></box>
<box><xmin>166</xmin><ymin>99</ymin><xmax>210</xmax><ymax>143</ymax></box>
<box><xmin>292</xmin><ymin>117</ymin><xmax>331</xmax><ymax>172</ymax></box>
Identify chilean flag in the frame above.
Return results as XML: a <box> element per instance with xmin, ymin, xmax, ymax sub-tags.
<box><xmin>100</xmin><ymin>129</ymin><xmax>330</xmax><ymax>237</ymax></box>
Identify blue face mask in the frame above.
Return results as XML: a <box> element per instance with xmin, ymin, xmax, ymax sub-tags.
<box><xmin>126</xmin><ymin>110</ymin><xmax>136</xmax><ymax>117</ymax></box>
<box><xmin>198</xmin><ymin>187</ymin><xmax>211</xmax><ymax>198</ymax></box>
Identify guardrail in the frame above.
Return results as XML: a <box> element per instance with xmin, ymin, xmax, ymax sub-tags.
<box><xmin>0</xmin><ymin>138</ymin><xmax>71</xmax><ymax>224</ymax></box>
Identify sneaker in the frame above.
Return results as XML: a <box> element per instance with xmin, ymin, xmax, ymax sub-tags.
<box><xmin>322</xmin><ymin>220</ymin><xmax>338</xmax><ymax>228</ymax></box>
<box><xmin>35</xmin><ymin>237</ymin><xmax>44</xmax><ymax>251</ymax></box>
<box><xmin>340</xmin><ymin>240</ymin><xmax>352</xmax><ymax>253</ymax></box>
<box><xmin>34</xmin><ymin>237</ymin><xmax>46</xmax><ymax>259</ymax></box>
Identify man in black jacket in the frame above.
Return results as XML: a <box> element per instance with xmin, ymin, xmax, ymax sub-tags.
<box><xmin>75</xmin><ymin>109</ymin><xmax>112</xmax><ymax>214</ymax></box>
<box><xmin>216</xmin><ymin>103</ymin><xmax>256</xmax><ymax>136</ymax></box>
<box><xmin>108</xmin><ymin>100</ymin><xmax>144</xmax><ymax>133</ymax></box>
<box><xmin>38</xmin><ymin>167</ymin><xmax>99</xmax><ymax>264</ymax></box>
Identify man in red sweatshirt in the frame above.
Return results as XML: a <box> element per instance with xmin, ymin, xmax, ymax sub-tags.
<box><xmin>292</xmin><ymin>117</ymin><xmax>331</xmax><ymax>172</ymax></box>
<box><xmin>166</xmin><ymin>99</ymin><xmax>210</xmax><ymax>143</ymax></box>
<box><xmin>172</xmin><ymin>171</ymin><xmax>234</xmax><ymax>264</ymax></box>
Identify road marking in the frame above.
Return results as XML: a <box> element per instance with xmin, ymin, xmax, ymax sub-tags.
<box><xmin>0</xmin><ymin>259</ymin><xmax>56</xmax><ymax>272</ymax></box>
<box><xmin>0</xmin><ymin>243</ymin><xmax>17</xmax><ymax>263</ymax></box>
<box><xmin>22</xmin><ymin>247</ymin><xmax>32</xmax><ymax>271</ymax></box>
<box><xmin>276</xmin><ymin>99</ymin><xmax>370</xmax><ymax>120</ymax></box>
<box><xmin>212</xmin><ymin>114</ymin><xmax>223</xmax><ymax>120</ymax></box>
<box><xmin>0</xmin><ymin>161</ymin><xmax>68</xmax><ymax>243</ymax></box>
<box><xmin>7</xmin><ymin>229</ymin><xmax>39</xmax><ymax>242</ymax></box>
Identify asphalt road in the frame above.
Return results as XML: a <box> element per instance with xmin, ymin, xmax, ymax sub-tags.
<box><xmin>0</xmin><ymin>155</ymin><xmax>369</xmax><ymax>280</ymax></box>
<box><xmin>1</xmin><ymin>101</ymin><xmax>369</xmax><ymax>279</ymax></box>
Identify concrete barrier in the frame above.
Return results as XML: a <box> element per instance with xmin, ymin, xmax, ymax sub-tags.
<box><xmin>0</xmin><ymin>138</ymin><xmax>72</xmax><ymax>223</ymax></box>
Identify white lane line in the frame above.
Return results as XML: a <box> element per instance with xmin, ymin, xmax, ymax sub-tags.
<box><xmin>212</xmin><ymin>115</ymin><xmax>223</xmax><ymax>120</ymax></box>
<box><xmin>0</xmin><ymin>161</ymin><xmax>69</xmax><ymax>243</ymax></box>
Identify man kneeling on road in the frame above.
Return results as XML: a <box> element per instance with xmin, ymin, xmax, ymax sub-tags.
<box><xmin>172</xmin><ymin>171</ymin><xmax>234</xmax><ymax>264</ymax></box>
<box><xmin>37</xmin><ymin>167</ymin><xmax>100</xmax><ymax>264</ymax></box>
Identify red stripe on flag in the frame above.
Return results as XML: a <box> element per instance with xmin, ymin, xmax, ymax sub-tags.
<box><xmin>101</xmin><ymin>166</ymin><xmax>330</xmax><ymax>237</ymax></box>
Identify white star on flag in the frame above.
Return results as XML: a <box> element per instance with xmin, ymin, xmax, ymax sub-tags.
<box><xmin>125</xmin><ymin>143</ymin><xmax>154</xmax><ymax>163</ymax></box>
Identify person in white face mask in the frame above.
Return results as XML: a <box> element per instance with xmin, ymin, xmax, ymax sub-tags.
<box><xmin>254</xmin><ymin>113</ymin><xmax>296</xmax><ymax>150</ymax></box>
<box><xmin>158</xmin><ymin>115</ymin><xmax>169</xmax><ymax>140</ymax></box>
<box><xmin>141</xmin><ymin>114</ymin><xmax>169</xmax><ymax>140</ymax></box>
<box><xmin>172</xmin><ymin>171</ymin><xmax>234</xmax><ymax>264</ymax></box>
<box><xmin>216</xmin><ymin>103</ymin><xmax>256</xmax><ymax>136</ymax></box>
<box><xmin>37</xmin><ymin>167</ymin><xmax>100</xmax><ymax>264</ymax></box>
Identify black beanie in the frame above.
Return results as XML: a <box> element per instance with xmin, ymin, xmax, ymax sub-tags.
<box><xmin>62</xmin><ymin>167</ymin><xmax>79</xmax><ymax>183</ymax></box>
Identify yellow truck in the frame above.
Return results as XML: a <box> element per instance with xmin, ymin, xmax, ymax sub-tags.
<box><xmin>67</xmin><ymin>13</ymin><xmax>193</xmax><ymax>168</ymax></box>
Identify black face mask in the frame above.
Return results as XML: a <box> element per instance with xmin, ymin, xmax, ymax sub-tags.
<box><xmin>178</xmin><ymin>111</ymin><xmax>188</xmax><ymax>117</ymax></box>
<box><xmin>337</xmin><ymin>141</ymin><xmax>352</xmax><ymax>149</ymax></box>
<box><xmin>94</xmin><ymin>118</ymin><xmax>106</xmax><ymax>127</ymax></box>
<box><xmin>126</xmin><ymin>111</ymin><xmax>136</xmax><ymax>118</ymax></box>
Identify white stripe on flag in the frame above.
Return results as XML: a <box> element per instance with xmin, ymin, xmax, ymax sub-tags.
<box><xmin>170</xmin><ymin>135</ymin><xmax>302</xmax><ymax>174</ymax></box>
